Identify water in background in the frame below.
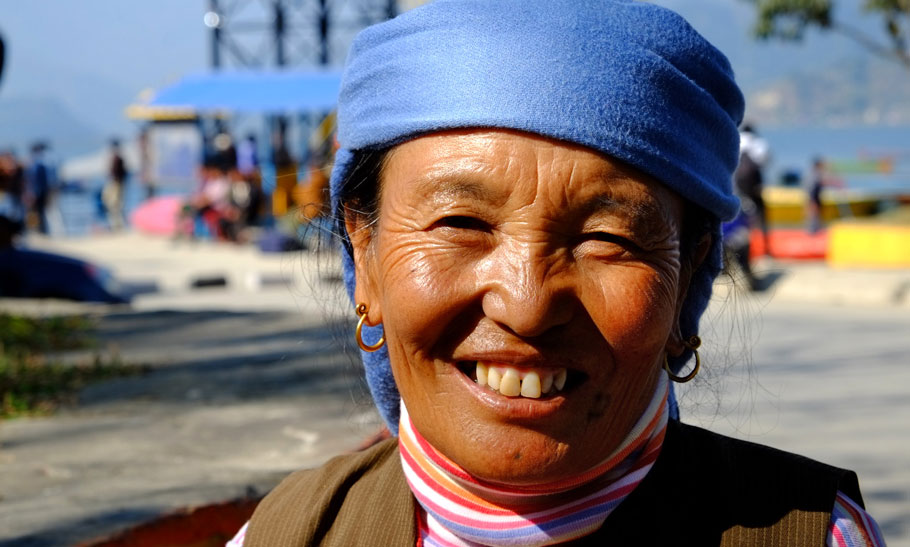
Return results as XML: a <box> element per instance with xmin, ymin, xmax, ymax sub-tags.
<box><xmin>53</xmin><ymin>179</ymin><xmax>183</xmax><ymax>237</ymax></box>
<box><xmin>50</xmin><ymin>124</ymin><xmax>910</xmax><ymax>236</ymax></box>
<box><xmin>762</xmin><ymin>125</ymin><xmax>910</xmax><ymax>195</ymax></box>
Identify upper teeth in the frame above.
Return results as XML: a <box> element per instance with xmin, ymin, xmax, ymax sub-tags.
<box><xmin>475</xmin><ymin>362</ymin><xmax>567</xmax><ymax>399</ymax></box>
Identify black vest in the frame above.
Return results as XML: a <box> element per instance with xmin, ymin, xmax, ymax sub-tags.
<box><xmin>580</xmin><ymin>420</ymin><xmax>863</xmax><ymax>545</ymax></box>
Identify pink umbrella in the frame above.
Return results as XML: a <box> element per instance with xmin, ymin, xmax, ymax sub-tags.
<box><xmin>130</xmin><ymin>196</ymin><xmax>184</xmax><ymax>236</ymax></box>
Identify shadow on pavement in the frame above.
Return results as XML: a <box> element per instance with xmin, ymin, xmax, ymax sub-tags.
<box><xmin>752</xmin><ymin>269</ymin><xmax>785</xmax><ymax>292</ymax></box>
<box><xmin>69</xmin><ymin>311</ymin><xmax>368</xmax><ymax>407</ymax></box>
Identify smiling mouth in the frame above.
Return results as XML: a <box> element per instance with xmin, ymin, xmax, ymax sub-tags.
<box><xmin>456</xmin><ymin>361</ymin><xmax>582</xmax><ymax>399</ymax></box>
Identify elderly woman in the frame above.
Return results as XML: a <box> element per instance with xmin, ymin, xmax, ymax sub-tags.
<box><xmin>232</xmin><ymin>1</ymin><xmax>883</xmax><ymax>545</ymax></box>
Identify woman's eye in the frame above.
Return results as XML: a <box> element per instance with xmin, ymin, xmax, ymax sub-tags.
<box><xmin>580</xmin><ymin>232</ymin><xmax>641</xmax><ymax>253</ymax></box>
<box><xmin>432</xmin><ymin>215</ymin><xmax>490</xmax><ymax>232</ymax></box>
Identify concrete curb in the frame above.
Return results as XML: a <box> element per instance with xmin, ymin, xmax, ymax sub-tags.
<box><xmin>759</xmin><ymin>262</ymin><xmax>910</xmax><ymax>308</ymax></box>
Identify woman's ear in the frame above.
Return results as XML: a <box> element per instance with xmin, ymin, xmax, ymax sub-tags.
<box><xmin>667</xmin><ymin>231</ymin><xmax>713</xmax><ymax>356</ymax></box>
<box><xmin>345</xmin><ymin>207</ymin><xmax>382</xmax><ymax>323</ymax></box>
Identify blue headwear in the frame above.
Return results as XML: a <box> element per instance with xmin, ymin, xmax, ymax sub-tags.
<box><xmin>331</xmin><ymin>0</ymin><xmax>744</xmax><ymax>433</ymax></box>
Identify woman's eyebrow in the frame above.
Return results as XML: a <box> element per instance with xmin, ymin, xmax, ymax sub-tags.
<box><xmin>588</xmin><ymin>195</ymin><xmax>660</xmax><ymax>220</ymax></box>
<box><xmin>585</xmin><ymin>194</ymin><xmax>675</xmax><ymax>239</ymax></box>
<box><xmin>414</xmin><ymin>174</ymin><xmax>499</xmax><ymax>203</ymax></box>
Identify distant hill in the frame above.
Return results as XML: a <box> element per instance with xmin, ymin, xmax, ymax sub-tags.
<box><xmin>0</xmin><ymin>95</ymin><xmax>105</xmax><ymax>157</ymax></box>
<box><xmin>655</xmin><ymin>0</ymin><xmax>910</xmax><ymax>128</ymax></box>
<box><xmin>0</xmin><ymin>26</ymin><xmax>139</xmax><ymax>161</ymax></box>
<box><xmin>653</xmin><ymin>0</ymin><xmax>869</xmax><ymax>91</ymax></box>
<box><xmin>746</xmin><ymin>57</ymin><xmax>910</xmax><ymax>127</ymax></box>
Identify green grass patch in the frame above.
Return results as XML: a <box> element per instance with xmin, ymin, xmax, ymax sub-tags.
<box><xmin>0</xmin><ymin>314</ymin><xmax>93</xmax><ymax>352</ymax></box>
<box><xmin>0</xmin><ymin>313</ymin><xmax>139</xmax><ymax>418</ymax></box>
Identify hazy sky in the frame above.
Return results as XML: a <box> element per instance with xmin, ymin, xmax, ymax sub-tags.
<box><xmin>0</xmin><ymin>0</ymin><xmax>873</xmax><ymax>99</ymax></box>
<box><xmin>0</xmin><ymin>1</ymin><xmax>205</xmax><ymax>99</ymax></box>
<box><xmin>0</xmin><ymin>0</ymin><xmax>880</xmax><ymax>157</ymax></box>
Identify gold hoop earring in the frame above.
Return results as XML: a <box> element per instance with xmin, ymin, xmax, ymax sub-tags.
<box><xmin>355</xmin><ymin>303</ymin><xmax>385</xmax><ymax>352</ymax></box>
<box><xmin>663</xmin><ymin>335</ymin><xmax>701</xmax><ymax>383</ymax></box>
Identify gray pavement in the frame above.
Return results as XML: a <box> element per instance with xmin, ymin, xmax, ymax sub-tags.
<box><xmin>679</xmin><ymin>301</ymin><xmax>910</xmax><ymax>545</ymax></box>
<box><xmin>0</xmin><ymin>307</ymin><xmax>382</xmax><ymax>545</ymax></box>
<box><xmin>1</xmin><ymin>232</ymin><xmax>908</xmax><ymax>545</ymax></box>
<box><xmin>1</xmin><ymin>233</ymin><xmax>380</xmax><ymax>545</ymax></box>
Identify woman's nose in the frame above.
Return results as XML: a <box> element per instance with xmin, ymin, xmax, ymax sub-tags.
<box><xmin>477</xmin><ymin>242</ymin><xmax>575</xmax><ymax>338</ymax></box>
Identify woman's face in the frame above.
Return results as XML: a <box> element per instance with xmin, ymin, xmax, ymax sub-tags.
<box><xmin>350</xmin><ymin>130</ymin><xmax>691</xmax><ymax>485</ymax></box>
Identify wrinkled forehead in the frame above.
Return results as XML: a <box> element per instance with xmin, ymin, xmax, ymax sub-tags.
<box><xmin>379</xmin><ymin>129</ymin><xmax>685</xmax><ymax>229</ymax></box>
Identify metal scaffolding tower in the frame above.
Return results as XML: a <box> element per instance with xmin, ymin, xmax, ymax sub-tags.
<box><xmin>204</xmin><ymin>0</ymin><xmax>397</xmax><ymax>69</ymax></box>
<box><xmin>198</xmin><ymin>1</ymin><xmax>399</xmax><ymax>211</ymax></box>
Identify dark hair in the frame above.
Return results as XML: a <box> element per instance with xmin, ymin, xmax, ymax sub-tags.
<box><xmin>335</xmin><ymin>149</ymin><xmax>390</xmax><ymax>257</ymax></box>
<box><xmin>680</xmin><ymin>201</ymin><xmax>714</xmax><ymax>263</ymax></box>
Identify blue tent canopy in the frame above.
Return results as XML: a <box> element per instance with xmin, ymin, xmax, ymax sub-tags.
<box><xmin>148</xmin><ymin>70</ymin><xmax>342</xmax><ymax>113</ymax></box>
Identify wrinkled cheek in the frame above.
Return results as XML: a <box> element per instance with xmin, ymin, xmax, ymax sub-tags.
<box><xmin>592</xmin><ymin>269</ymin><xmax>678</xmax><ymax>357</ymax></box>
<box><xmin>375</xmin><ymin>241</ymin><xmax>474</xmax><ymax>362</ymax></box>
<box><xmin>378</xmin><ymin>236</ymin><xmax>467</xmax><ymax>288</ymax></box>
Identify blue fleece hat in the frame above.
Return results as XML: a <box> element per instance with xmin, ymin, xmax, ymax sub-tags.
<box><xmin>331</xmin><ymin>0</ymin><xmax>744</xmax><ymax>433</ymax></box>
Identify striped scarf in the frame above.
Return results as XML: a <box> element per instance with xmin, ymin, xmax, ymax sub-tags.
<box><xmin>399</xmin><ymin>374</ymin><xmax>670</xmax><ymax>547</ymax></box>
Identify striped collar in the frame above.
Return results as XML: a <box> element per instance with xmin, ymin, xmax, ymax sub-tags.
<box><xmin>399</xmin><ymin>374</ymin><xmax>669</xmax><ymax>546</ymax></box>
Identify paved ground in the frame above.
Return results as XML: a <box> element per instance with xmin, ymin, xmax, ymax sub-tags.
<box><xmin>679</xmin><ymin>300</ymin><xmax>910</xmax><ymax>545</ymax></box>
<box><xmin>1</xmin><ymin>232</ymin><xmax>908</xmax><ymax>545</ymax></box>
<box><xmin>0</xmin><ymin>233</ymin><xmax>381</xmax><ymax>545</ymax></box>
<box><xmin>0</xmin><ymin>308</ymin><xmax>385</xmax><ymax>546</ymax></box>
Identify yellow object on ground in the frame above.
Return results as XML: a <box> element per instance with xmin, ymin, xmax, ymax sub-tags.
<box><xmin>828</xmin><ymin>222</ymin><xmax>910</xmax><ymax>268</ymax></box>
<box><xmin>271</xmin><ymin>164</ymin><xmax>299</xmax><ymax>217</ymax></box>
<box><xmin>764</xmin><ymin>186</ymin><xmax>881</xmax><ymax>225</ymax></box>
<box><xmin>293</xmin><ymin>166</ymin><xmax>330</xmax><ymax>222</ymax></box>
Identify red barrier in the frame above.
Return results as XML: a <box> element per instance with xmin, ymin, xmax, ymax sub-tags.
<box><xmin>79</xmin><ymin>497</ymin><xmax>260</xmax><ymax>547</ymax></box>
<box><xmin>750</xmin><ymin>229</ymin><xmax>828</xmax><ymax>260</ymax></box>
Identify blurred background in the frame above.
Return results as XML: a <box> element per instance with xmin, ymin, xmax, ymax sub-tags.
<box><xmin>0</xmin><ymin>1</ymin><xmax>908</xmax><ymax>546</ymax></box>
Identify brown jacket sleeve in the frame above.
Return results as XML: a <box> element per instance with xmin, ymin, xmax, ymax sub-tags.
<box><xmin>245</xmin><ymin>438</ymin><xmax>417</xmax><ymax>546</ymax></box>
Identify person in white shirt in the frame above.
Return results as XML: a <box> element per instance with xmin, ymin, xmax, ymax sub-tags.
<box><xmin>735</xmin><ymin>123</ymin><xmax>771</xmax><ymax>255</ymax></box>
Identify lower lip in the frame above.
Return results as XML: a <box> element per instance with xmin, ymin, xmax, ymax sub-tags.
<box><xmin>453</xmin><ymin>365</ymin><xmax>570</xmax><ymax>420</ymax></box>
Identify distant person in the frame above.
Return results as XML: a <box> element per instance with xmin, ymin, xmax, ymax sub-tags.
<box><xmin>25</xmin><ymin>142</ymin><xmax>53</xmax><ymax>235</ymax></box>
<box><xmin>270</xmin><ymin>123</ymin><xmax>297</xmax><ymax>217</ymax></box>
<box><xmin>236</xmin><ymin>133</ymin><xmax>263</xmax><ymax>225</ymax></box>
<box><xmin>807</xmin><ymin>156</ymin><xmax>844</xmax><ymax>234</ymax></box>
<box><xmin>0</xmin><ymin>31</ymin><xmax>6</xmax><ymax>88</ymax></box>
<box><xmin>178</xmin><ymin>162</ymin><xmax>245</xmax><ymax>242</ymax></box>
<box><xmin>138</xmin><ymin>129</ymin><xmax>156</xmax><ymax>200</ymax></box>
<box><xmin>212</xmin><ymin>132</ymin><xmax>237</xmax><ymax>173</ymax></box>
<box><xmin>201</xmin><ymin>165</ymin><xmax>237</xmax><ymax>241</ymax></box>
<box><xmin>735</xmin><ymin>123</ymin><xmax>771</xmax><ymax>255</ymax></box>
<box><xmin>295</xmin><ymin>160</ymin><xmax>330</xmax><ymax>224</ymax></box>
<box><xmin>103</xmin><ymin>138</ymin><xmax>129</xmax><ymax>231</ymax></box>
<box><xmin>0</xmin><ymin>150</ymin><xmax>25</xmax><ymax>247</ymax></box>
<box><xmin>236</xmin><ymin>133</ymin><xmax>259</xmax><ymax>179</ymax></box>
<box><xmin>292</xmin><ymin>157</ymin><xmax>332</xmax><ymax>248</ymax></box>
<box><xmin>722</xmin><ymin>210</ymin><xmax>758</xmax><ymax>291</ymax></box>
